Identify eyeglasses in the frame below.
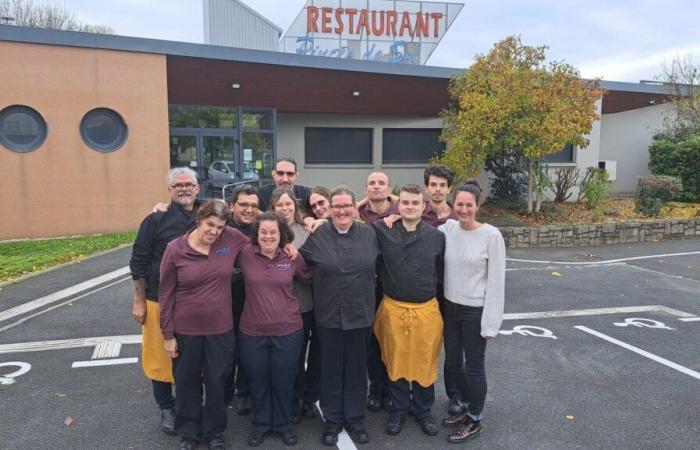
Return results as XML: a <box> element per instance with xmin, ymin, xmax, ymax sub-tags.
<box><xmin>170</xmin><ymin>183</ymin><xmax>197</xmax><ymax>191</ymax></box>
<box><xmin>236</xmin><ymin>201</ymin><xmax>259</xmax><ymax>210</ymax></box>
<box><xmin>331</xmin><ymin>204</ymin><xmax>354</xmax><ymax>211</ymax></box>
<box><xmin>275</xmin><ymin>170</ymin><xmax>296</xmax><ymax>177</ymax></box>
<box><xmin>310</xmin><ymin>199</ymin><xmax>327</xmax><ymax>210</ymax></box>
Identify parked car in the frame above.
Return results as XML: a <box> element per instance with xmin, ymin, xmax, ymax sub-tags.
<box><xmin>208</xmin><ymin>160</ymin><xmax>259</xmax><ymax>187</ymax></box>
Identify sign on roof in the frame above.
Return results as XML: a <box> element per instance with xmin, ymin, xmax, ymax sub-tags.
<box><xmin>281</xmin><ymin>0</ymin><xmax>464</xmax><ymax>65</ymax></box>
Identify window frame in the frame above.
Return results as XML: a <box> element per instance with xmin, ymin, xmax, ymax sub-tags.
<box><xmin>0</xmin><ymin>105</ymin><xmax>48</xmax><ymax>153</ymax></box>
<box><xmin>80</xmin><ymin>108</ymin><xmax>128</xmax><ymax>153</ymax></box>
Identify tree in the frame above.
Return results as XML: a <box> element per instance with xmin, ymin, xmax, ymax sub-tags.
<box><xmin>657</xmin><ymin>55</ymin><xmax>700</xmax><ymax>138</ymax></box>
<box><xmin>0</xmin><ymin>0</ymin><xmax>113</xmax><ymax>33</ymax></box>
<box><xmin>439</xmin><ymin>36</ymin><xmax>603</xmax><ymax>212</ymax></box>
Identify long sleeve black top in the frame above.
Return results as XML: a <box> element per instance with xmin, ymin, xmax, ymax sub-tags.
<box><xmin>300</xmin><ymin>221</ymin><xmax>379</xmax><ymax>330</ymax></box>
<box><xmin>129</xmin><ymin>201</ymin><xmax>196</xmax><ymax>301</ymax></box>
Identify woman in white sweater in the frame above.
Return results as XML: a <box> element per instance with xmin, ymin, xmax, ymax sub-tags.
<box><xmin>437</xmin><ymin>180</ymin><xmax>506</xmax><ymax>444</ymax></box>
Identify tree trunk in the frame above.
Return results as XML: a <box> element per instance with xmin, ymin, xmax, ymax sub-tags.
<box><xmin>527</xmin><ymin>159</ymin><xmax>534</xmax><ymax>213</ymax></box>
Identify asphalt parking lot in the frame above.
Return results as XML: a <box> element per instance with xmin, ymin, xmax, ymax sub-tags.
<box><xmin>0</xmin><ymin>239</ymin><xmax>698</xmax><ymax>449</ymax></box>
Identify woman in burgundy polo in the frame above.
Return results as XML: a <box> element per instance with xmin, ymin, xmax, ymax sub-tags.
<box><xmin>159</xmin><ymin>200</ymin><xmax>248</xmax><ymax>450</ymax></box>
<box><xmin>237</xmin><ymin>211</ymin><xmax>312</xmax><ymax>447</ymax></box>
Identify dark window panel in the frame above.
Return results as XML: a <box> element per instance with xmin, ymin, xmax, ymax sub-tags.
<box><xmin>382</xmin><ymin>128</ymin><xmax>444</xmax><ymax>164</ymax></box>
<box><xmin>305</xmin><ymin>127</ymin><xmax>373</xmax><ymax>164</ymax></box>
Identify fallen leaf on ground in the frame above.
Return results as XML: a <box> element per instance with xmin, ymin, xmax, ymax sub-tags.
<box><xmin>552</xmin><ymin>272</ymin><xmax>562</xmax><ymax>277</ymax></box>
<box><xmin>565</xmin><ymin>415</ymin><xmax>575</xmax><ymax>420</ymax></box>
<box><xmin>64</xmin><ymin>417</ymin><xmax>74</xmax><ymax>426</ymax></box>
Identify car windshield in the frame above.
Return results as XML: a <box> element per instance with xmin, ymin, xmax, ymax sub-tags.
<box><xmin>225</xmin><ymin>163</ymin><xmax>236</xmax><ymax>172</ymax></box>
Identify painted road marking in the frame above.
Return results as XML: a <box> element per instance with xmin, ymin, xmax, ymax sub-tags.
<box><xmin>92</xmin><ymin>341</ymin><xmax>123</xmax><ymax>359</ymax></box>
<box><xmin>0</xmin><ymin>335</ymin><xmax>141</xmax><ymax>355</ymax></box>
<box><xmin>72</xmin><ymin>358</ymin><xmax>138</xmax><ymax>368</ymax></box>
<box><xmin>499</xmin><ymin>325</ymin><xmax>558</xmax><ymax>339</ymax></box>
<box><xmin>0</xmin><ymin>361</ymin><xmax>31</xmax><ymax>385</ymax></box>
<box><xmin>507</xmin><ymin>250</ymin><xmax>700</xmax><ymax>266</ymax></box>
<box><xmin>0</xmin><ymin>266</ymin><xmax>130</xmax><ymax>323</ymax></box>
<box><xmin>679</xmin><ymin>317</ymin><xmax>700</xmax><ymax>322</ymax></box>
<box><xmin>575</xmin><ymin>326</ymin><xmax>700</xmax><ymax>380</ymax></box>
<box><xmin>613</xmin><ymin>318</ymin><xmax>674</xmax><ymax>330</ymax></box>
<box><xmin>503</xmin><ymin>305</ymin><xmax>694</xmax><ymax>321</ymax></box>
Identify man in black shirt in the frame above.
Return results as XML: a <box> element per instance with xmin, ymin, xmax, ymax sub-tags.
<box><xmin>129</xmin><ymin>167</ymin><xmax>200</xmax><ymax>436</ymax></box>
<box><xmin>257</xmin><ymin>157</ymin><xmax>311</xmax><ymax>212</ymax></box>
<box><xmin>372</xmin><ymin>184</ymin><xmax>445</xmax><ymax>437</ymax></box>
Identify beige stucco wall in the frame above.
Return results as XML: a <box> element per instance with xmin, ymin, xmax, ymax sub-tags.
<box><xmin>0</xmin><ymin>41</ymin><xmax>169</xmax><ymax>240</ymax></box>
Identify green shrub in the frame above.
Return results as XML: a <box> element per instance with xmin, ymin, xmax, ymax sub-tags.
<box><xmin>581</xmin><ymin>167</ymin><xmax>611</xmax><ymax>211</ymax></box>
<box><xmin>634</xmin><ymin>175</ymin><xmax>683</xmax><ymax>217</ymax></box>
<box><xmin>649</xmin><ymin>134</ymin><xmax>700</xmax><ymax>201</ymax></box>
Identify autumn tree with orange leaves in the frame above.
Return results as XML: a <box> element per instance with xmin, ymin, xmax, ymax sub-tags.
<box><xmin>439</xmin><ymin>36</ymin><xmax>604</xmax><ymax>213</ymax></box>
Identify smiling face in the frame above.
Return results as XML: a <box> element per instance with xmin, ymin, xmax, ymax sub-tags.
<box><xmin>231</xmin><ymin>193</ymin><xmax>259</xmax><ymax>225</ymax></box>
<box><xmin>273</xmin><ymin>192</ymin><xmax>296</xmax><ymax>225</ymax></box>
<box><xmin>308</xmin><ymin>193</ymin><xmax>330</xmax><ymax>219</ymax></box>
<box><xmin>398</xmin><ymin>191</ymin><xmax>425</xmax><ymax>223</ymax></box>
<box><xmin>197</xmin><ymin>215</ymin><xmax>227</xmax><ymax>245</ymax></box>
<box><xmin>426</xmin><ymin>175</ymin><xmax>450</xmax><ymax>203</ymax></box>
<box><xmin>330</xmin><ymin>193</ymin><xmax>356</xmax><ymax>231</ymax></box>
<box><xmin>453</xmin><ymin>191</ymin><xmax>480</xmax><ymax>229</ymax></box>
<box><xmin>257</xmin><ymin>219</ymin><xmax>281</xmax><ymax>255</ymax></box>
<box><xmin>272</xmin><ymin>160</ymin><xmax>299</xmax><ymax>188</ymax></box>
<box><xmin>365</xmin><ymin>172</ymin><xmax>390</xmax><ymax>201</ymax></box>
<box><xmin>168</xmin><ymin>172</ymin><xmax>200</xmax><ymax>207</ymax></box>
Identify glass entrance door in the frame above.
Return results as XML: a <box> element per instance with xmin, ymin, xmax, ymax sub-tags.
<box><xmin>202</xmin><ymin>135</ymin><xmax>235</xmax><ymax>198</ymax></box>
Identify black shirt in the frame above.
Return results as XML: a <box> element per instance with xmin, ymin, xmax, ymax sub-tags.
<box><xmin>129</xmin><ymin>201</ymin><xmax>197</xmax><ymax>301</ymax></box>
<box><xmin>300</xmin><ymin>222</ymin><xmax>379</xmax><ymax>330</ymax></box>
<box><xmin>372</xmin><ymin>221</ymin><xmax>445</xmax><ymax>303</ymax></box>
<box><xmin>258</xmin><ymin>184</ymin><xmax>312</xmax><ymax>213</ymax></box>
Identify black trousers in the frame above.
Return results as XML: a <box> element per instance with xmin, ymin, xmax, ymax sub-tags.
<box><xmin>443</xmin><ymin>301</ymin><xmax>488</xmax><ymax>418</ymax></box>
<box><xmin>367</xmin><ymin>285</ymin><xmax>388</xmax><ymax>396</ymax></box>
<box><xmin>317</xmin><ymin>326</ymin><xmax>370</xmax><ymax>426</ymax></box>
<box><xmin>239</xmin><ymin>330</ymin><xmax>304</xmax><ymax>433</ymax></box>
<box><xmin>225</xmin><ymin>308</ymin><xmax>250</xmax><ymax>400</ymax></box>
<box><xmin>294</xmin><ymin>311</ymin><xmax>321</xmax><ymax>405</ymax></box>
<box><xmin>437</xmin><ymin>283</ymin><xmax>459</xmax><ymax>400</ymax></box>
<box><xmin>152</xmin><ymin>379</ymin><xmax>175</xmax><ymax>410</ymax></box>
<box><xmin>173</xmin><ymin>330</ymin><xmax>235</xmax><ymax>440</ymax></box>
<box><xmin>388</xmin><ymin>379</ymin><xmax>434</xmax><ymax>420</ymax></box>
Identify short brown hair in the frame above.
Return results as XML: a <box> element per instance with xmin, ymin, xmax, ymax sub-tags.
<box><xmin>400</xmin><ymin>183</ymin><xmax>424</xmax><ymax>196</ymax></box>
<box><xmin>196</xmin><ymin>199</ymin><xmax>230</xmax><ymax>223</ymax></box>
<box><xmin>251</xmin><ymin>211</ymin><xmax>294</xmax><ymax>249</ymax></box>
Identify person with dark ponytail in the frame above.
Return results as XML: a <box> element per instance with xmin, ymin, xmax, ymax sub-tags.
<box><xmin>438</xmin><ymin>180</ymin><xmax>506</xmax><ymax>443</ymax></box>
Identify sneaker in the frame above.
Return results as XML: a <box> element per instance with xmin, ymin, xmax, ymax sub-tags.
<box><xmin>442</xmin><ymin>412</ymin><xmax>471</xmax><ymax>428</ymax></box>
<box><xmin>281</xmin><ymin>429</ymin><xmax>298</xmax><ymax>446</ymax></box>
<box><xmin>208</xmin><ymin>437</ymin><xmax>226</xmax><ymax>450</ymax></box>
<box><xmin>179</xmin><ymin>438</ymin><xmax>197</xmax><ymax>450</ymax></box>
<box><xmin>160</xmin><ymin>407</ymin><xmax>176</xmax><ymax>435</ymax></box>
<box><xmin>345</xmin><ymin>422</ymin><xmax>370</xmax><ymax>444</ymax></box>
<box><xmin>321</xmin><ymin>423</ymin><xmax>342</xmax><ymax>446</ymax></box>
<box><xmin>247</xmin><ymin>431</ymin><xmax>265</xmax><ymax>447</ymax></box>
<box><xmin>446</xmin><ymin>420</ymin><xmax>481</xmax><ymax>444</ymax></box>
<box><xmin>416</xmin><ymin>415</ymin><xmax>439</xmax><ymax>436</ymax></box>
<box><xmin>447</xmin><ymin>398</ymin><xmax>465</xmax><ymax>416</ymax></box>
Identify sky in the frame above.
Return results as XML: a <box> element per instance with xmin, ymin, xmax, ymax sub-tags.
<box><xmin>53</xmin><ymin>0</ymin><xmax>700</xmax><ymax>83</ymax></box>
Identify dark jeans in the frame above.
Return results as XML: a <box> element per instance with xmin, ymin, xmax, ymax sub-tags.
<box><xmin>443</xmin><ymin>301</ymin><xmax>487</xmax><ymax>418</ymax></box>
<box><xmin>317</xmin><ymin>326</ymin><xmax>370</xmax><ymax>426</ymax></box>
<box><xmin>437</xmin><ymin>283</ymin><xmax>460</xmax><ymax>400</ymax></box>
<box><xmin>173</xmin><ymin>330</ymin><xmax>236</xmax><ymax>440</ymax></box>
<box><xmin>367</xmin><ymin>285</ymin><xmax>388</xmax><ymax>397</ymax></box>
<box><xmin>294</xmin><ymin>311</ymin><xmax>321</xmax><ymax>405</ymax></box>
<box><xmin>152</xmin><ymin>379</ymin><xmax>175</xmax><ymax>410</ymax></box>
<box><xmin>239</xmin><ymin>330</ymin><xmax>304</xmax><ymax>433</ymax></box>
<box><xmin>388</xmin><ymin>379</ymin><xmax>434</xmax><ymax>420</ymax></box>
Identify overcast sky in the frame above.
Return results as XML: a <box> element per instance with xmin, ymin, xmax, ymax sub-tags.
<box><xmin>60</xmin><ymin>0</ymin><xmax>700</xmax><ymax>83</ymax></box>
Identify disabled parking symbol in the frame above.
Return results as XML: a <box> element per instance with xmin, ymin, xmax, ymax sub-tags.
<box><xmin>499</xmin><ymin>325</ymin><xmax>558</xmax><ymax>339</ymax></box>
<box><xmin>613</xmin><ymin>318</ymin><xmax>674</xmax><ymax>330</ymax></box>
<box><xmin>0</xmin><ymin>361</ymin><xmax>32</xmax><ymax>385</ymax></box>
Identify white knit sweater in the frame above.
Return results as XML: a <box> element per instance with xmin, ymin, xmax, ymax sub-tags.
<box><xmin>438</xmin><ymin>220</ymin><xmax>506</xmax><ymax>338</ymax></box>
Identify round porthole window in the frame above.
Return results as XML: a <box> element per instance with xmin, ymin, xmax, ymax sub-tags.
<box><xmin>0</xmin><ymin>105</ymin><xmax>48</xmax><ymax>153</ymax></box>
<box><xmin>80</xmin><ymin>108</ymin><xmax>128</xmax><ymax>153</ymax></box>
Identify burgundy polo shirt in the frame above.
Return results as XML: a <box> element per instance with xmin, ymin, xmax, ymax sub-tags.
<box><xmin>358</xmin><ymin>200</ymin><xmax>399</xmax><ymax>224</ymax></box>
<box><xmin>237</xmin><ymin>244</ymin><xmax>312</xmax><ymax>336</ymax></box>
<box><xmin>421</xmin><ymin>201</ymin><xmax>455</xmax><ymax>227</ymax></box>
<box><xmin>159</xmin><ymin>226</ymin><xmax>248</xmax><ymax>340</ymax></box>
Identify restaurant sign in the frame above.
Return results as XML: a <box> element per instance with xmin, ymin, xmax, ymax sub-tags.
<box><xmin>281</xmin><ymin>0</ymin><xmax>464</xmax><ymax>65</ymax></box>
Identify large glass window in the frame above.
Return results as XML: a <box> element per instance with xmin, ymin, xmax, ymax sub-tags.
<box><xmin>0</xmin><ymin>105</ymin><xmax>47</xmax><ymax>153</ymax></box>
<box><xmin>169</xmin><ymin>105</ymin><xmax>237</xmax><ymax>129</ymax></box>
<box><xmin>382</xmin><ymin>128</ymin><xmax>444</xmax><ymax>164</ymax></box>
<box><xmin>543</xmin><ymin>143</ymin><xmax>575</xmax><ymax>163</ymax></box>
<box><xmin>305</xmin><ymin>127</ymin><xmax>373</xmax><ymax>164</ymax></box>
<box><xmin>80</xmin><ymin>108</ymin><xmax>128</xmax><ymax>153</ymax></box>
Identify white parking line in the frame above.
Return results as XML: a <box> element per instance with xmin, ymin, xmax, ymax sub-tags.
<box><xmin>72</xmin><ymin>358</ymin><xmax>138</xmax><ymax>368</ymax></box>
<box><xmin>575</xmin><ymin>325</ymin><xmax>700</xmax><ymax>380</ymax></box>
<box><xmin>507</xmin><ymin>251</ymin><xmax>700</xmax><ymax>266</ymax></box>
<box><xmin>503</xmin><ymin>305</ymin><xmax>695</xmax><ymax>320</ymax></box>
<box><xmin>678</xmin><ymin>317</ymin><xmax>700</xmax><ymax>322</ymax></box>
<box><xmin>0</xmin><ymin>266</ymin><xmax>131</xmax><ymax>323</ymax></box>
<box><xmin>0</xmin><ymin>335</ymin><xmax>141</xmax><ymax>355</ymax></box>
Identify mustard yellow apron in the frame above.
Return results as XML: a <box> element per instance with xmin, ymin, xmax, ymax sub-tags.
<box><xmin>141</xmin><ymin>300</ymin><xmax>174</xmax><ymax>383</ymax></box>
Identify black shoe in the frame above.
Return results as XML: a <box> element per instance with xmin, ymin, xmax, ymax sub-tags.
<box><xmin>237</xmin><ymin>396</ymin><xmax>252</xmax><ymax>416</ymax></box>
<box><xmin>382</xmin><ymin>396</ymin><xmax>393</xmax><ymax>412</ymax></box>
<box><xmin>179</xmin><ymin>438</ymin><xmax>197</xmax><ymax>450</ymax></box>
<box><xmin>321</xmin><ymin>424</ymin><xmax>342</xmax><ymax>446</ymax></box>
<box><xmin>160</xmin><ymin>407</ymin><xmax>176</xmax><ymax>435</ymax></box>
<box><xmin>447</xmin><ymin>420</ymin><xmax>481</xmax><ymax>443</ymax></box>
<box><xmin>416</xmin><ymin>415</ymin><xmax>439</xmax><ymax>436</ymax></box>
<box><xmin>385</xmin><ymin>415</ymin><xmax>404</xmax><ymax>436</ymax></box>
<box><xmin>281</xmin><ymin>429</ymin><xmax>298</xmax><ymax>446</ymax></box>
<box><xmin>247</xmin><ymin>431</ymin><xmax>265</xmax><ymax>447</ymax></box>
<box><xmin>366</xmin><ymin>393</ymin><xmax>383</xmax><ymax>412</ymax></box>
<box><xmin>345</xmin><ymin>423</ymin><xmax>370</xmax><ymax>444</ymax></box>
<box><xmin>448</xmin><ymin>398</ymin><xmax>465</xmax><ymax>416</ymax></box>
<box><xmin>442</xmin><ymin>412</ymin><xmax>472</xmax><ymax>428</ymax></box>
<box><xmin>208</xmin><ymin>437</ymin><xmax>226</xmax><ymax>450</ymax></box>
<box><xmin>300</xmin><ymin>401</ymin><xmax>317</xmax><ymax>419</ymax></box>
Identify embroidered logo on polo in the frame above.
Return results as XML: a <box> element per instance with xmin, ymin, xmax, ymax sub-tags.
<box><xmin>271</xmin><ymin>262</ymin><xmax>292</xmax><ymax>271</ymax></box>
<box><xmin>215</xmin><ymin>246</ymin><xmax>232</xmax><ymax>255</ymax></box>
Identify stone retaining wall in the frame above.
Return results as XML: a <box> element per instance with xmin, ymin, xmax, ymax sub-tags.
<box><xmin>499</xmin><ymin>219</ymin><xmax>700</xmax><ymax>248</ymax></box>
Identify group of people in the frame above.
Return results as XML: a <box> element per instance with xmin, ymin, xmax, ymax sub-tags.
<box><xmin>129</xmin><ymin>158</ymin><xmax>506</xmax><ymax>450</ymax></box>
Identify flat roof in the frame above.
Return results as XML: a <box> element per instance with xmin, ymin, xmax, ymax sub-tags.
<box><xmin>0</xmin><ymin>24</ymin><xmax>666</xmax><ymax>94</ymax></box>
